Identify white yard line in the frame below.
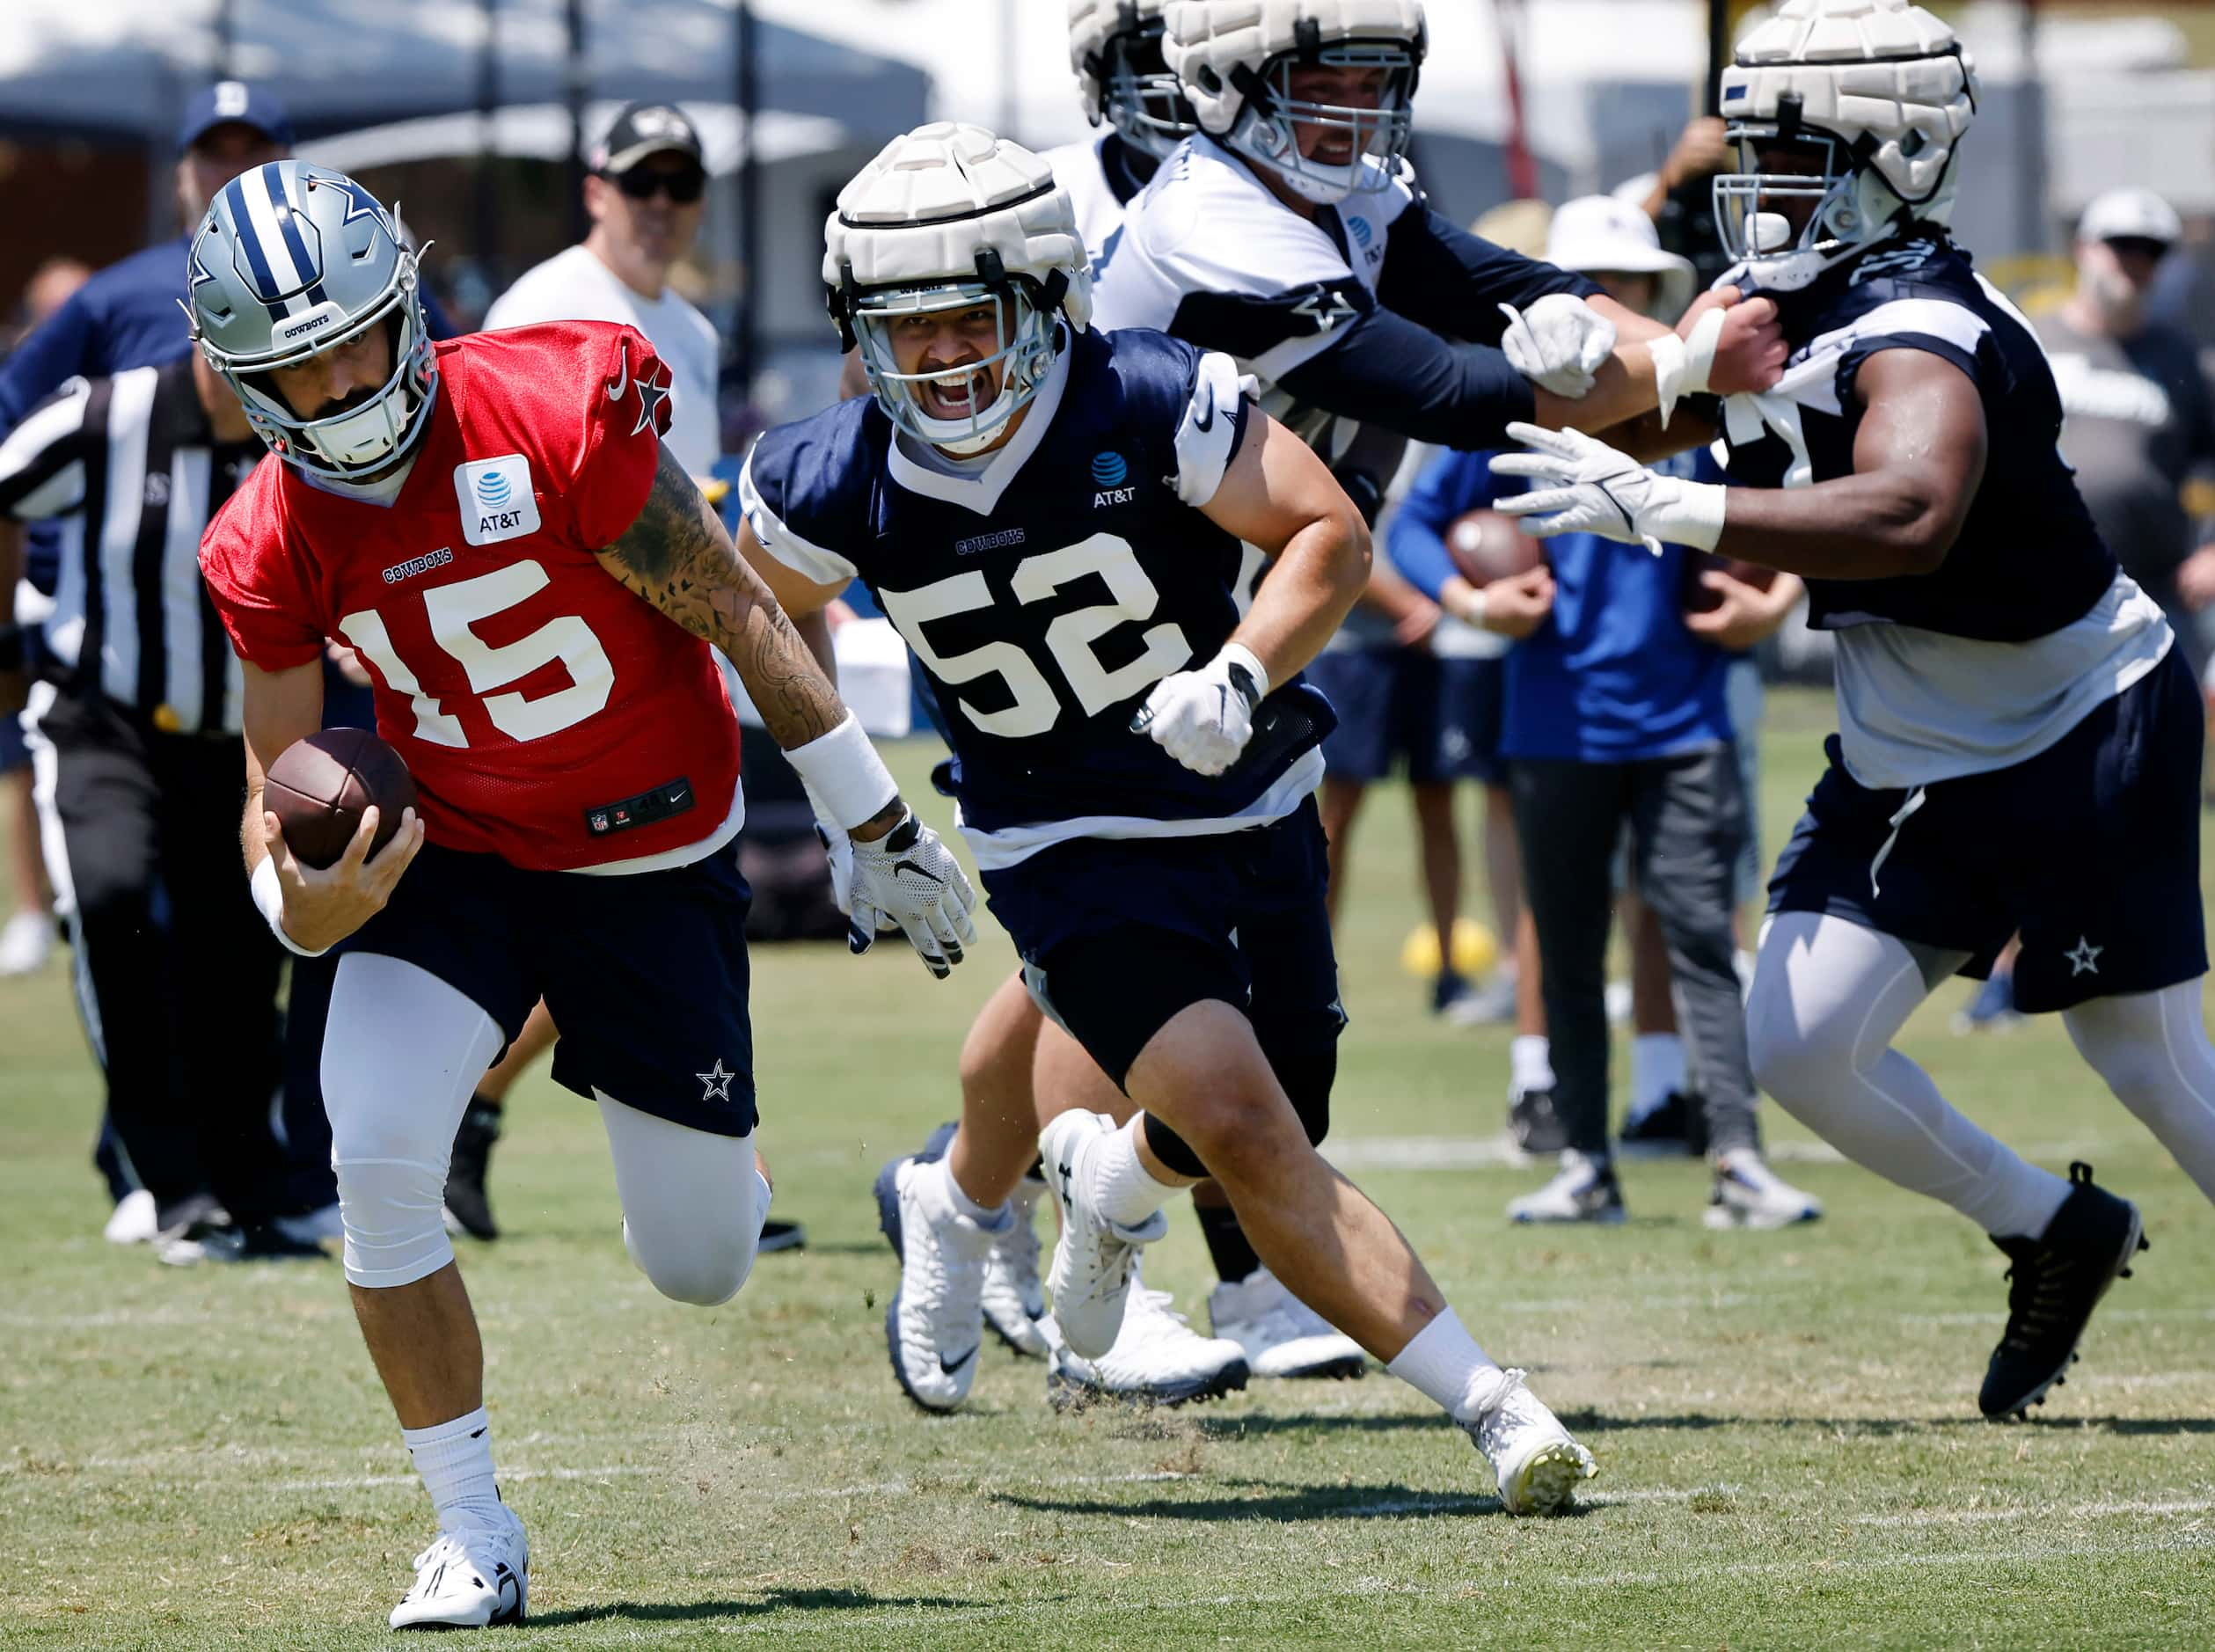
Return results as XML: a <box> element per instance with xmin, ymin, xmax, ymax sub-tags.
<box><xmin>1860</xmin><ymin>1497</ymin><xmax>2215</xmax><ymax>1527</ymax></box>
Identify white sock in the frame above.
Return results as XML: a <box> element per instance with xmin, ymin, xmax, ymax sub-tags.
<box><xmin>933</xmin><ymin>1156</ymin><xmax>1010</xmax><ymax>1229</ymax></box>
<box><xmin>1627</xmin><ymin>1033</ymin><xmax>1686</xmax><ymax>1121</ymax></box>
<box><xmin>401</xmin><ymin>1407</ymin><xmax>505</xmax><ymax>1533</ymax></box>
<box><xmin>1385</xmin><ymin>1306</ymin><xmax>1499</xmax><ymax>1417</ymax></box>
<box><xmin>1089</xmin><ymin>1115</ymin><xmax>1179</xmax><ymax>1227</ymax></box>
<box><xmin>1510</xmin><ymin>1034</ymin><xmax>1555</xmax><ymax>1097</ymax></box>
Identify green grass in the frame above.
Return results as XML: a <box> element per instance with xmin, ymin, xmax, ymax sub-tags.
<box><xmin>4</xmin><ymin>687</ymin><xmax>2214</xmax><ymax>1649</ymax></box>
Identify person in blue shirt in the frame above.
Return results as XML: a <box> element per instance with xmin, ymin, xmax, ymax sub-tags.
<box><xmin>1392</xmin><ymin>196</ymin><xmax>1817</xmax><ymax>1232</ymax></box>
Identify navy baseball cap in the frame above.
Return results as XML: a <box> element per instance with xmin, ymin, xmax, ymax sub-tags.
<box><xmin>178</xmin><ymin>81</ymin><xmax>295</xmax><ymax>151</ymax></box>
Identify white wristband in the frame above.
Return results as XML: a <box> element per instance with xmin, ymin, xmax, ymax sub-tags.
<box><xmin>1445</xmin><ymin>583</ymin><xmax>1489</xmax><ymax>628</ymax></box>
<box><xmin>1217</xmin><ymin>640</ymin><xmax>1268</xmax><ymax>706</ymax></box>
<box><xmin>784</xmin><ymin>711</ymin><xmax>899</xmax><ymax>833</ymax></box>
<box><xmin>1663</xmin><ymin>479</ymin><xmax>1729</xmax><ymax>553</ymax></box>
<box><xmin>1649</xmin><ymin>303</ymin><xmax>1725</xmax><ymax>430</ymax></box>
<box><xmin>251</xmin><ymin>855</ymin><xmax>331</xmax><ymax>959</ymax></box>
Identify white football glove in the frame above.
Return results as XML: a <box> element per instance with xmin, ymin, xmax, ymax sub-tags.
<box><xmin>1497</xmin><ymin>294</ymin><xmax>1617</xmax><ymax>398</ymax></box>
<box><xmin>1488</xmin><ymin>422</ymin><xmax>1727</xmax><ymax>557</ymax></box>
<box><xmin>1130</xmin><ymin>642</ymin><xmax>1266</xmax><ymax>778</ymax></box>
<box><xmin>844</xmin><ymin>809</ymin><xmax>977</xmax><ymax>979</ymax></box>
<box><xmin>813</xmin><ymin>822</ymin><xmax>856</xmax><ymax>916</ymax></box>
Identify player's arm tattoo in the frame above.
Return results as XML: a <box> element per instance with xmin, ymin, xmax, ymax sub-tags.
<box><xmin>599</xmin><ymin>443</ymin><xmax>850</xmax><ymax>751</ymax></box>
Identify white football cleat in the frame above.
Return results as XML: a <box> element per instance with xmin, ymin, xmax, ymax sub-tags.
<box><xmin>1048</xmin><ymin>1269</ymin><xmax>1249</xmax><ymax>1409</ymax></box>
<box><xmin>1207</xmin><ymin>1267</ymin><xmax>1367</xmax><ymax>1380</ymax></box>
<box><xmin>981</xmin><ymin>1176</ymin><xmax>1053</xmax><ymax>1358</ymax></box>
<box><xmin>1507</xmin><ymin>1150</ymin><xmax>1627</xmax><ymax>1224</ymax></box>
<box><xmin>1704</xmin><ymin>1147</ymin><xmax>1824</xmax><ymax>1231</ymax></box>
<box><xmin>875</xmin><ymin>1154</ymin><xmax>1007</xmax><ymax>1412</ymax></box>
<box><xmin>0</xmin><ymin>909</ymin><xmax>51</xmax><ymax>976</ymax></box>
<box><xmin>1040</xmin><ymin>1110</ymin><xmax>1166</xmax><ymax>1360</ymax></box>
<box><xmin>1459</xmin><ymin>1367</ymin><xmax>1596</xmax><ymax>1517</ymax></box>
<box><xmin>388</xmin><ymin>1505</ymin><xmax>528</xmax><ymax>1630</ymax></box>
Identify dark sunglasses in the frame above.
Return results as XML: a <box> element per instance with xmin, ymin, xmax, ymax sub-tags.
<box><xmin>2101</xmin><ymin>236</ymin><xmax>2170</xmax><ymax>262</ymax></box>
<box><xmin>612</xmin><ymin>167</ymin><xmax>705</xmax><ymax>204</ymax></box>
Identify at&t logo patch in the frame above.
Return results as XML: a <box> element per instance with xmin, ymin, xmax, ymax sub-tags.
<box><xmin>1090</xmin><ymin>450</ymin><xmax>1137</xmax><ymax>507</ymax></box>
<box><xmin>453</xmin><ymin>455</ymin><xmax>541</xmax><ymax>545</ymax></box>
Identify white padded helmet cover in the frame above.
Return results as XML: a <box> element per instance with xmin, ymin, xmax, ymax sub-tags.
<box><xmin>1722</xmin><ymin>0</ymin><xmax>1977</xmax><ymax>205</ymax></box>
<box><xmin>1164</xmin><ymin>0</ymin><xmax>1425</xmax><ymax>136</ymax></box>
<box><xmin>1070</xmin><ymin>0</ymin><xmax>1171</xmax><ymax>127</ymax></box>
<box><xmin>823</xmin><ymin>122</ymin><xmax>1093</xmax><ymax>329</ymax></box>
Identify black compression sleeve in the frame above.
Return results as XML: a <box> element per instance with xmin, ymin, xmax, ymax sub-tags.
<box><xmin>1276</xmin><ymin>306</ymin><xmax>1537</xmax><ymax>449</ymax></box>
<box><xmin>1378</xmin><ymin>206</ymin><xmax>1602</xmax><ymax>344</ymax></box>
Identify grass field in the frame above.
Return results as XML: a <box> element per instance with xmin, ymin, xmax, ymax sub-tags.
<box><xmin>4</xmin><ymin>685</ymin><xmax>2213</xmax><ymax>1650</ymax></box>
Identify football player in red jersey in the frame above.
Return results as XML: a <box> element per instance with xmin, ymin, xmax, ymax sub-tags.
<box><xmin>191</xmin><ymin>161</ymin><xmax>975</xmax><ymax>1629</ymax></box>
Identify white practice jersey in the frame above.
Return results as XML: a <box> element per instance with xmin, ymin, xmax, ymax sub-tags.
<box><xmin>1042</xmin><ymin>135</ymin><xmax>1142</xmax><ymax>277</ymax></box>
<box><xmin>1091</xmin><ymin>134</ymin><xmax>1415</xmax><ymax>464</ymax></box>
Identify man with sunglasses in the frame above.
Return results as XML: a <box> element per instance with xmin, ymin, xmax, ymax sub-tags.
<box><xmin>487</xmin><ymin>102</ymin><xmax>720</xmax><ymax>480</ymax></box>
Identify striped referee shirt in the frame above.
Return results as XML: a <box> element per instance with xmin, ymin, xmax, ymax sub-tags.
<box><xmin>0</xmin><ymin>359</ymin><xmax>263</xmax><ymax>735</ymax></box>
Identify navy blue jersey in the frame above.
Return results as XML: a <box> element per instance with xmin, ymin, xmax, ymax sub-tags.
<box><xmin>743</xmin><ymin>326</ymin><xmax>1327</xmax><ymax>869</ymax></box>
<box><xmin>1718</xmin><ymin>235</ymin><xmax>2114</xmax><ymax>643</ymax></box>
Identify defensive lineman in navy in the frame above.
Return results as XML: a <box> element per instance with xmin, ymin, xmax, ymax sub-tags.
<box><xmin>1488</xmin><ymin>0</ymin><xmax>2215</xmax><ymax>1421</ymax></box>
<box><xmin>742</xmin><ymin>123</ymin><xmax>1596</xmax><ymax>1513</ymax></box>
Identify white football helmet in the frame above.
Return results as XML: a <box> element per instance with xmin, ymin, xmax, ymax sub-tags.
<box><xmin>824</xmin><ymin>124</ymin><xmax>1092</xmax><ymax>457</ymax></box>
<box><xmin>1070</xmin><ymin>0</ymin><xmax>1199</xmax><ymax>161</ymax></box>
<box><xmin>1164</xmin><ymin>0</ymin><xmax>1425</xmax><ymax>206</ymax></box>
<box><xmin>1714</xmin><ymin>0</ymin><xmax>1977</xmax><ymax>289</ymax></box>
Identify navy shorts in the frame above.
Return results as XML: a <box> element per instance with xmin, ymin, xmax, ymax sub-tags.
<box><xmin>0</xmin><ymin>708</ymin><xmax>26</xmax><ymax>773</ymax></box>
<box><xmin>1305</xmin><ymin>648</ymin><xmax>1503</xmax><ymax>786</ymax></box>
<box><xmin>1769</xmin><ymin>647</ymin><xmax>2207</xmax><ymax>1013</ymax></box>
<box><xmin>339</xmin><ymin>837</ymin><xmax>758</xmax><ymax>1134</ymax></box>
<box><xmin>982</xmin><ymin>798</ymin><xmax>1347</xmax><ymax>1091</ymax></box>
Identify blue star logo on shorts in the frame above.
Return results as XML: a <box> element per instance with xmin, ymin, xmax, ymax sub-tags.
<box><xmin>696</xmin><ymin>1058</ymin><xmax>737</xmax><ymax>1101</ymax></box>
<box><xmin>2065</xmin><ymin>937</ymin><xmax>2102</xmax><ymax>976</ymax></box>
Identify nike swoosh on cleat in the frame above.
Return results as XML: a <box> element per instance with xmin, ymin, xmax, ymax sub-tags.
<box><xmin>939</xmin><ymin>1346</ymin><xmax>978</xmax><ymax>1375</ymax></box>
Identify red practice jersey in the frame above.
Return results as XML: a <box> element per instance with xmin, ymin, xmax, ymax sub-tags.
<box><xmin>201</xmin><ymin>322</ymin><xmax>742</xmax><ymax>872</ymax></box>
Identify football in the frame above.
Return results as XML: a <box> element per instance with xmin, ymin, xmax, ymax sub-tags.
<box><xmin>1683</xmin><ymin>553</ymin><xmax>1780</xmax><ymax>613</ymax></box>
<box><xmin>1444</xmin><ymin>508</ymin><xmax>1545</xmax><ymax>586</ymax></box>
<box><xmin>264</xmin><ymin>728</ymin><xmax>418</xmax><ymax>871</ymax></box>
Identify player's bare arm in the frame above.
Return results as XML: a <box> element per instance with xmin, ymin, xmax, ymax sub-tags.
<box><xmin>597</xmin><ymin>442</ymin><xmax>901</xmax><ymax>838</ymax></box>
<box><xmin>1197</xmin><ymin>408</ymin><xmax>1369</xmax><ymax>686</ymax></box>
<box><xmin>240</xmin><ymin>657</ymin><xmax>424</xmax><ymax>954</ymax></box>
<box><xmin>1494</xmin><ymin>353</ymin><xmax>1986</xmax><ymax>581</ymax></box>
<box><xmin>1527</xmin><ymin>286</ymin><xmax>1784</xmax><ymax>437</ymax></box>
<box><xmin>1714</xmin><ymin>351</ymin><xmax>1987</xmax><ymax>578</ymax></box>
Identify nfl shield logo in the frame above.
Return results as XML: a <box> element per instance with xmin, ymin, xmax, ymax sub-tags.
<box><xmin>589</xmin><ymin>812</ymin><xmax>610</xmax><ymax>833</ymax></box>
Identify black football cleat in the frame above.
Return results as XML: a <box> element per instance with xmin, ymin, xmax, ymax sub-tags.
<box><xmin>1979</xmin><ymin>1162</ymin><xmax>2146</xmax><ymax>1421</ymax></box>
<box><xmin>757</xmin><ymin>1219</ymin><xmax>808</xmax><ymax>1254</ymax></box>
<box><xmin>443</xmin><ymin>1100</ymin><xmax>503</xmax><ymax>1242</ymax></box>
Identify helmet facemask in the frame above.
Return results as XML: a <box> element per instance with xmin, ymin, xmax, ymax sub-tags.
<box><xmin>1225</xmin><ymin>35</ymin><xmax>1419</xmax><ymax>205</ymax></box>
<box><xmin>200</xmin><ymin>244</ymin><xmax>437</xmax><ymax>480</ymax></box>
<box><xmin>1096</xmin><ymin>19</ymin><xmax>1198</xmax><ymax>161</ymax></box>
<box><xmin>839</xmin><ymin>254</ymin><xmax>1065</xmax><ymax>457</ymax></box>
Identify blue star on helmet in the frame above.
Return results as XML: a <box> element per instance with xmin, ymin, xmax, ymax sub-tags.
<box><xmin>187</xmin><ymin>239</ymin><xmax>221</xmax><ymax>294</ymax></box>
<box><xmin>325</xmin><ymin>173</ymin><xmax>392</xmax><ymax>233</ymax></box>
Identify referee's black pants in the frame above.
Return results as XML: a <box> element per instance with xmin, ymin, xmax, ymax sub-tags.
<box><xmin>1510</xmin><ymin>744</ymin><xmax>1760</xmax><ymax>1160</ymax></box>
<box><xmin>38</xmin><ymin>691</ymin><xmax>315</xmax><ymax>1226</ymax></box>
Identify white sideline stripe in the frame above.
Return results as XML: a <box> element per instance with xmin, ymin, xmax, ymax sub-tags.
<box><xmin>1322</xmin><ymin>1135</ymin><xmax>2123</xmax><ymax>1172</ymax></box>
<box><xmin>1860</xmin><ymin>1497</ymin><xmax>2215</xmax><ymax>1527</ymax></box>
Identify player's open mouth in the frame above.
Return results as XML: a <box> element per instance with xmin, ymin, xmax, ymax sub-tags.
<box><xmin>922</xmin><ymin>372</ymin><xmax>990</xmax><ymax>420</ymax></box>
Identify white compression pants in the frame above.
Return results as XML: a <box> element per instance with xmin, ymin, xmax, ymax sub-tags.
<box><xmin>1745</xmin><ymin>912</ymin><xmax>2072</xmax><ymax>1239</ymax></box>
<box><xmin>322</xmin><ymin>953</ymin><xmax>770</xmax><ymax>1300</ymax></box>
<box><xmin>2060</xmin><ymin>980</ymin><xmax>2215</xmax><ymax>1206</ymax></box>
